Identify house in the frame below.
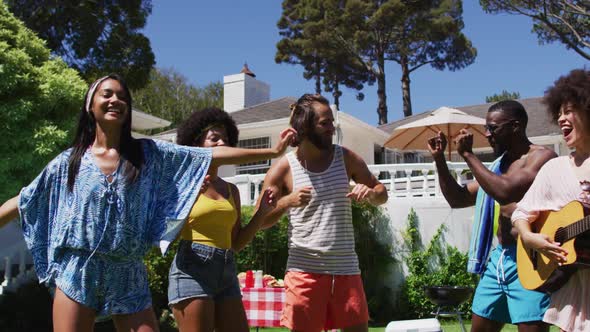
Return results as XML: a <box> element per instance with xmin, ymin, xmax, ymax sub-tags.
<box><xmin>153</xmin><ymin>64</ymin><xmax>392</xmax><ymax>178</ymax></box>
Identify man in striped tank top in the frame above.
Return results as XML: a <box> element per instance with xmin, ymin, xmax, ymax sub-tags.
<box><xmin>260</xmin><ymin>94</ymin><xmax>388</xmax><ymax>332</ymax></box>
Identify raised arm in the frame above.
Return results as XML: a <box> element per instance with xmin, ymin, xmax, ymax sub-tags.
<box><xmin>210</xmin><ymin>128</ymin><xmax>295</xmax><ymax>168</ymax></box>
<box><xmin>455</xmin><ymin>129</ymin><xmax>557</xmax><ymax>204</ymax></box>
<box><xmin>0</xmin><ymin>195</ymin><xmax>20</xmax><ymax>228</ymax></box>
<box><xmin>344</xmin><ymin>148</ymin><xmax>387</xmax><ymax>205</ymax></box>
<box><xmin>427</xmin><ymin>132</ymin><xmax>478</xmax><ymax>208</ymax></box>
<box><xmin>232</xmin><ymin>186</ymin><xmax>276</xmax><ymax>252</ymax></box>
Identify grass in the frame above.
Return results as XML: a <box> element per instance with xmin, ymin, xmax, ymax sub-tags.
<box><xmin>248</xmin><ymin>320</ymin><xmax>561</xmax><ymax>331</ymax></box>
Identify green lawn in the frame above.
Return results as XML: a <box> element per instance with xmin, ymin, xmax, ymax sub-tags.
<box><xmin>248</xmin><ymin>320</ymin><xmax>560</xmax><ymax>331</ymax></box>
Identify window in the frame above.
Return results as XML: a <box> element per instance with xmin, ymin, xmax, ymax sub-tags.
<box><xmin>377</xmin><ymin>147</ymin><xmax>401</xmax><ymax>180</ymax></box>
<box><xmin>236</xmin><ymin>137</ymin><xmax>271</xmax><ymax>175</ymax></box>
<box><xmin>375</xmin><ymin>147</ymin><xmax>400</xmax><ymax>165</ymax></box>
<box><xmin>402</xmin><ymin>152</ymin><xmax>423</xmax><ymax>163</ymax></box>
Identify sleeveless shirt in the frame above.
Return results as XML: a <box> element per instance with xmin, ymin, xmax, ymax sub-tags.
<box><xmin>285</xmin><ymin>145</ymin><xmax>360</xmax><ymax>274</ymax></box>
<box><xmin>180</xmin><ymin>183</ymin><xmax>238</xmax><ymax>249</ymax></box>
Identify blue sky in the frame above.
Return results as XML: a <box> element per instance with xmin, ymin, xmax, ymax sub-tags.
<box><xmin>144</xmin><ymin>1</ymin><xmax>588</xmax><ymax>126</ymax></box>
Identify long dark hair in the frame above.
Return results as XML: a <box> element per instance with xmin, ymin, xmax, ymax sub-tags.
<box><xmin>67</xmin><ymin>74</ymin><xmax>143</xmax><ymax>191</ymax></box>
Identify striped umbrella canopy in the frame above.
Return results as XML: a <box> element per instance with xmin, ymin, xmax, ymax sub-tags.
<box><xmin>384</xmin><ymin>107</ymin><xmax>488</xmax><ymax>159</ymax></box>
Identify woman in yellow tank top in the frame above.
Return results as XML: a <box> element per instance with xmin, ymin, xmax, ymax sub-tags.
<box><xmin>168</xmin><ymin>108</ymin><xmax>277</xmax><ymax>332</ymax></box>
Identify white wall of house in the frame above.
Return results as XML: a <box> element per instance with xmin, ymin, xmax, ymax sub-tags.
<box><xmin>337</xmin><ymin>112</ymin><xmax>389</xmax><ymax>164</ymax></box>
<box><xmin>218</xmin><ymin>118</ymin><xmax>289</xmax><ymax>178</ymax></box>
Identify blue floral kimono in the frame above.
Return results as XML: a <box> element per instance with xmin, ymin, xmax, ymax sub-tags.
<box><xmin>18</xmin><ymin>139</ymin><xmax>211</xmax><ymax>316</ymax></box>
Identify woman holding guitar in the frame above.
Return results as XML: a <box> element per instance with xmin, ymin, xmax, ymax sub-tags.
<box><xmin>513</xmin><ymin>68</ymin><xmax>590</xmax><ymax>332</ymax></box>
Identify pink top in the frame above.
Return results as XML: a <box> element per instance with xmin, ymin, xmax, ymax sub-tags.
<box><xmin>512</xmin><ymin>156</ymin><xmax>585</xmax><ymax>223</ymax></box>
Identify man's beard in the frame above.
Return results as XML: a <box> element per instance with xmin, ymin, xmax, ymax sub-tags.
<box><xmin>308</xmin><ymin>130</ymin><xmax>332</xmax><ymax>150</ymax></box>
<box><xmin>492</xmin><ymin>143</ymin><xmax>507</xmax><ymax>157</ymax></box>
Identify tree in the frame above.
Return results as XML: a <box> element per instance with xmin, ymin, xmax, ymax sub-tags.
<box><xmin>6</xmin><ymin>0</ymin><xmax>156</xmax><ymax>89</ymax></box>
<box><xmin>132</xmin><ymin>68</ymin><xmax>223</xmax><ymax>130</ymax></box>
<box><xmin>485</xmin><ymin>90</ymin><xmax>521</xmax><ymax>103</ymax></box>
<box><xmin>276</xmin><ymin>0</ymin><xmax>372</xmax><ymax>110</ymax></box>
<box><xmin>0</xmin><ymin>1</ymin><xmax>87</xmax><ymax>202</ymax></box>
<box><xmin>278</xmin><ymin>1</ymin><xmax>476</xmax><ymax>123</ymax></box>
<box><xmin>481</xmin><ymin>1</ymin><xmax>590</xmax><ymax>61</ymax></box>
<box><xmin>332</xmin><ymin>0</ymin><xmax>477</xmax><ymax>122</ymax></box>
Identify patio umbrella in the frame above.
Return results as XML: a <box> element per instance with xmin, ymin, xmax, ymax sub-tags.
<box><xmin>383</xmin><ymin>106</ymin><xmax>488</xmax><ymax>160</ymax></box>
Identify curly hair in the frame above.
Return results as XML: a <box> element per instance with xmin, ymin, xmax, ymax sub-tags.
<box><xmin>544</xmin><ymin>68</ymin><xmax>590</xmax><ymax>124</ymax></box>
<box><xmin>289</xmin><ymin>93</ymin><xmax>330</xmax><ymax>147</ymax></box>
<box><xmin>176</xmin><ymin>107</ymin><xmax>239</xmax><ymax>147</ymax></box>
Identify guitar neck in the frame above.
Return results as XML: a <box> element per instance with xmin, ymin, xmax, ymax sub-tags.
<box><xmin>556</xmin><ymin>215</ymin><xmax>590</xmax><ymax>243</ymax></box>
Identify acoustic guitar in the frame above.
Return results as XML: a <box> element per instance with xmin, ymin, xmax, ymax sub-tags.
<box><xmin>516</xmin><ymin>200</ymin><xmax>590</xmax><ymax>293</ymax></box>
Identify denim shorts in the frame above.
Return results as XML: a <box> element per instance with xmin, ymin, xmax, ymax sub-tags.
<box><xmin>168</xmin><ymin>240</ymin><xmax>241</xmax><ymax>305</ymax></box>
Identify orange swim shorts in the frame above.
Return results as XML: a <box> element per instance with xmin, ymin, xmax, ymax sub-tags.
<box><xmin>280</xmin><ymin>271</ymin><xmax>369</xmax><ymax>331</ymax></box>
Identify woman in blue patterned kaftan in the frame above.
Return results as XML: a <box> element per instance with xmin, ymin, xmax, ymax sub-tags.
<box><xmin>0</xmin><ymin>74</ymin><xmax>295</xmax><ymax>332</ymax></box>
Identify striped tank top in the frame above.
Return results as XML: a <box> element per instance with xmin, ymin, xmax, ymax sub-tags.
<box><xmin>286</xmin><ymin>145</ymin><xmax>360</xmax><ymax>275</ymax></box>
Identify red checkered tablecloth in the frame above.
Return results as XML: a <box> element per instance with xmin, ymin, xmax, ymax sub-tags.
<box><xmin>241</xmin><ymin>287</ymin><xmax>285</xmax><ymax>327</ymax></box>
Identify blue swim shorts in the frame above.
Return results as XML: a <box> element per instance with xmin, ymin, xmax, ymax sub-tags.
<box><xmin>471</xmin><ymin>244</ymin><xmax>550</xmax><ymax>324</ymax></box>
<box><xmin>168</xmin><ymin>240</ymin><xmax>241</xmax><ymax>305</ymax></box>
<box><xmin>54</xmin><ymin>250</ymin><xmax>152</xmax><ymax>317</ymax></box>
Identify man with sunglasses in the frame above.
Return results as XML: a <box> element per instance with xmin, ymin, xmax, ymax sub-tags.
<box><xmin>427</xmin><ymin>100</ymin><xmax>557</xmax><ymax>332</ymax></box>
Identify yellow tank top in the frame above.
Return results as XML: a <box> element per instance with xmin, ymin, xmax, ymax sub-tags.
<box><xmin>180</xmin><ymin>184</ymin><xmax>238</xmax><ymax>249</ymax></box>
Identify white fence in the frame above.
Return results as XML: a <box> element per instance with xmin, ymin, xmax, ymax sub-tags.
<box><xmin>0</xmin><ymin>221</ymin><xmax>35</xmax><ymax>294</ymax></box>
<box><xmin>225</xmin><ymin>162</ymin><xmax>485</xmax><ymax>205</ymax></box>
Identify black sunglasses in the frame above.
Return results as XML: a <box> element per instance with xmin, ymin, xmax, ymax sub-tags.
<box><xmin>484</xmin><ymin>120</ymin><xmax>515</xmax><ymax>134</ymax></box>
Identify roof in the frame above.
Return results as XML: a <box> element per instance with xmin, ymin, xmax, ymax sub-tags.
<box><xmin>230</xmin><ymin>97</ymin><xmax>297</xmax><ymax>125</ymax></box>
<box><xmin>131</xmin><ymin>109</ymin><xmax>171</xmax><ymax>130</ymax></box>
<box><xmin>151</xmin><ymin>96</ymin><xmax>391</xmax><ymax>141</ymax></box>
<box><xmin>378</xmin><ymin>97</ymin><xmax>561</xmax><ymax>138</ymax></box>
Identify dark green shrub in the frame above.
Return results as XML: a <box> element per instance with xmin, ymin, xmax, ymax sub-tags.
<box><xmin>352</xmin><ymin>201</ymin><xmax>397</xmax><ymax>325</ymax></box>
<box><xmin>397</xmin><ymin>209</ymin><xmax>478</xmax><ymax>319</ymax></box>
<box><xmin>234</xmin><ymin>206</ymin><xmax>290</xmax><ymax>279</ymax></box>
<box><xmin>144</xmin><ymin>241</ymin><xmax>178</xmax><ymax>326</ymax></box>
